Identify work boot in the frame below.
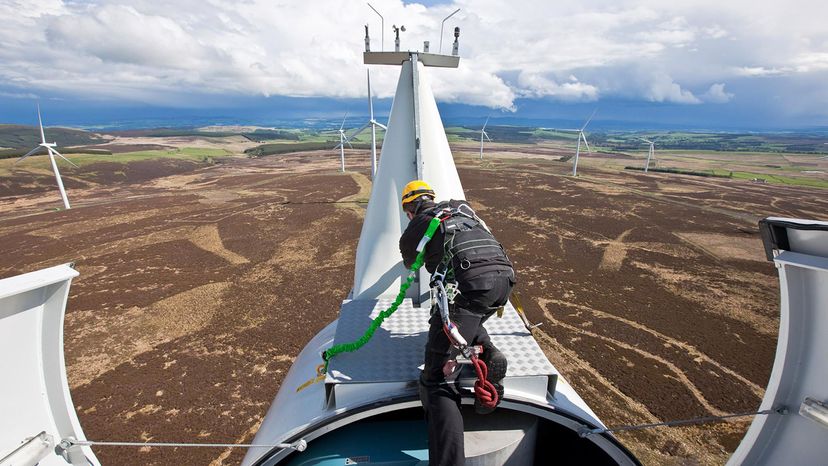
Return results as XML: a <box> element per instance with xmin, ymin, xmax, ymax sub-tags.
<box><xmin>475</xmin><ymin>342</ymin><xmax>507</xmax><ymax>414</ymax></box>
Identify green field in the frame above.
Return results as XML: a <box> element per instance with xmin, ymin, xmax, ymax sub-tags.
<box><xmin>1</xmin><ymin>123</ymin><xmax>825</xmax><ymax>189</ymax></box>
<box><xmin>0</xmin><ymin>147</ymin><xmax>232</xmax><ymax>176</ymax></box>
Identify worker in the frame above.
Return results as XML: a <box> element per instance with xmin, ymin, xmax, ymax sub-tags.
<box><xmin>399</xmin><ymin>180</ymin><xmax>515</xmax><ymax>466</ymax></box>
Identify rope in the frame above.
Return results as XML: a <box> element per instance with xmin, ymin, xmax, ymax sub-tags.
<box><xmin>320</xmin><ymin>216</ymin><xmax>443</xmax><ymax>374</ymax></box>
<box><xmin>578</xmin><ymin>408</ymin><xmax>783</xmax><ymax>438</ymax></box>
<box><xmin>471</xmin><ymin>356</ymin><xmax>498</xmax><ymax>409</ymax></box>
<box><xmin>61</xmin><ymin>438</ymin><xmax>307</xmax><ymax>451</ymax></box>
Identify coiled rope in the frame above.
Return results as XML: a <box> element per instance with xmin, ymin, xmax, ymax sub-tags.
<box><xmin>470</xmin><ymin>355</ymin><xmax>498</xmax><ymax>409</ymax></box>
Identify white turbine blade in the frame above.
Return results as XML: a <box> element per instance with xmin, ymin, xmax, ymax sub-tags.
<box><xmin>339</xmin><ymin>112</ymin><xmax>348</xmax><ymax>131</ymax></box>
<box><xmin>580</xmin><ymin>108</ymin><xmax>597</xmax><ymax>131</ymax></box>
<box><xmin>482</xmin><ymin>116</ymin><xmax>490</xmax><ymax>131</ymax></box>
<box><xmin>483</xmin><ymin>131</ymin><xmax>492</xmax><ymax>142</ymax></box>
<box><xmin>346</xmin><ymin>139</ymin><xmax>353</xmax><ymax>149</ymax></box>
<box><xmin>46</xmin><ymin>147</ymin><xmax>71</xmax><ymax>209</ymax></box>
<box><xmin>37</xmin><ymin>103</ymin><xmax>46</xmax><ymax>144</ymax></box>
<box><xmin>581</xmin><ymin>132</ymin><xmax>591</xmax><ymax>152</ymax></box>
<box><xmin>348</xmin><ymin>122</ymin><xmax>371</xmax><ymax>141</ymax></box>
<box><xmin>367</xmin><ymin>69</ymin><xmax>375</xmax><ymax>121</ymax></box>
<box><xmin>372</xmin><ymin>120</ymin><xmax>387</xmax><ymax>130</ymax></box>
<box><xmin>51</xmin><ymin>148</ymin><xmax>78</xmax><ymax>168</ymax></box>
<box><xmin>16</xmin><ymin>146</ymin><xmax>44</xmax><ymax>163</ymax></box>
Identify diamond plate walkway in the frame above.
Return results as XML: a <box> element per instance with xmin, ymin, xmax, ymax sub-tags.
<box><xmin>326</xmin><ymin>298</ymin><xmax>557</xmax><ymax>403</ymax></box>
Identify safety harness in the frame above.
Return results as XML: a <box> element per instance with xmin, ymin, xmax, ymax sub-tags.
<box><xmin>303</xmin><ymin>206</ymin><xmax>501</xmax><ymax>409</ymax></box>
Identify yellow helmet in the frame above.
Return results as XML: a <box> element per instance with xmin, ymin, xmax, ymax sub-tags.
<box><xmin>401</xmin><ymin>180</ymin><xmax>435</xmax><ymax>208</ymax></box>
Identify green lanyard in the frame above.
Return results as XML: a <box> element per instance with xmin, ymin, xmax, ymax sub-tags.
<box><xmin>320</xmin><ymin>216</ymin><xmax>443</xmax><ymax>374</ymax></box>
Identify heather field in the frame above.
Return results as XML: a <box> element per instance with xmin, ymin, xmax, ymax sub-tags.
<box><xmin>2</xmin><ymin>142</ymin><xmax>827</xmax><ymax>465</ymax></box>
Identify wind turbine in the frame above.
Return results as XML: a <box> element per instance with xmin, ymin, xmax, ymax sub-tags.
<box><xmin>556</xmin><ymin>110</ymin><xmax>596</xmax><ymax>176</ymax></box>
<box><xmin>333</xmin><ymin>112</ymin><xmax>351</xmax><ymax>172</ymax></box>
<box><xmin>16</xmin><ymin>104</ymin><xmax>77</xmax><ymax>209</ymax></box>
<box><xmin>341</xmin><ymin>69</ymin><xmax>387</xmax><ymax>178</ymax></box>
<box><xmin>479</xmin><ymin>116</ymin><xmax>492</xmax><ymax>160</ymax></box>
<box><xmin>640</xmin><ymin>138</ymin><xmax>655</xmax><ymax>173</ymax></box>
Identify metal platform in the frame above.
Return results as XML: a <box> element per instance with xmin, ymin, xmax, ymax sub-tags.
<box><xmin>326</xmin><ymin>298</ymin><xmax>558</xmax><ymax>407</ymax></box>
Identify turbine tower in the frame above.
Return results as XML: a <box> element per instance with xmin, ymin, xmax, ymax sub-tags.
<box><xmin>640</xmin><ymin>138</ymin><xmax>655</xmax><ymax>173</ymax></box>
<box><xmin>556</xmin><ymin>110</ymin><xmax>596</xmax><ymax>176</ymax></box>
<box><xmin>16</xmin><ymin>104</ymin><xmax>77</xmax><ymax>209</ymax></box>
<box><xmin>333</xmin><ymin>113</ymin><xmax>351</xmax><ymax>172</ymax></box>
<box><xmin>479</xmin><ymin>116</ymin><xmax>492</xmax><ymax>160</ymax></box>
<box><xmin>343</xmin><ymin>69</ymin><xmax>387</xmax><ymax>179</ymax></box>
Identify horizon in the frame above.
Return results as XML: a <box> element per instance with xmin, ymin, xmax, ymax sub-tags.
<box><xmin>3</xmin><ymin>99</ymin><xmax>828</xmax><ymax>134</ymax></box>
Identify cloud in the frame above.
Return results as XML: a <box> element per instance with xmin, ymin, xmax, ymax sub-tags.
<box><xmin>0</xmin><ymin>90</ymin><xmax>39</xmax><ymax>99</ymax></box>
<box><xmin>515</xmin><ymin>72</ymin><xmax>599</xmax><ymax>101</ymax></box>
<box><xmin>735</xmin><ymin>66</ymin><xmax>786</xmax><ymax>77</ymax></box>
<box><xmin>702</xmin><ymin>83</ymin><xmax>734</xmax><ymax>103</ymax></box>
<box><xmin>0</xmin><ymin>0</ymin><xmax>826</xmax><ymax>117</ymax></box>
<box><xmin>644</xmin><ymin>73</ymin><xmax>700</xmax><ymax>104</ymax></box>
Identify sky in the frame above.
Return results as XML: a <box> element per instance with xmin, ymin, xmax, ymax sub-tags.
<box><xmin>1</xmin><ymin>0</ymin><xmax>827</xmax><ymax>130</ymax></box>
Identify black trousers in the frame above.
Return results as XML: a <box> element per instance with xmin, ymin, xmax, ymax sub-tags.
<box><xmin>420</xmin><ymin>270</ymin><xmax>513</xmax><ymax>466</ymax></box>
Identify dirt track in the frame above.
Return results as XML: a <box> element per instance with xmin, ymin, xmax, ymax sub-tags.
<box><xmin>2</xmin><ymin>149</ymin><xmax>826</xmax><ymax>465</ymax></box>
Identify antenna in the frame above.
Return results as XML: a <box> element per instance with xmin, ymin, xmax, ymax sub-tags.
<box><xmin>364</xmin><ymin>24</ymin><xmax>370</xmax><ymax>52</ymax></box>
<box><xmin>367</xmin><ymin>3</ymin><xmax>384</xmax><ymax>51</ymax></box>
<box><xmin>439</xmin><ymin>8</ymin><xmax>460</xmax><ymax>54</ymax></box>
<box><xmin>15</xmin><ymin>104</ymin><xmax>75</xmax><ymax>209</ymax></box>
<box><xmin>479</xmin><ymin>116</ymin><xmax>492</xmax><ymax>160</ymax></box>
<box><xmin>392</xmin><ymin>25</ymin><xmax>405</xmax><ymax>52</ymax></box>
<box><xmin>452</xmin><ymin>27</ymin><xmax>460</xmax><ymax>56</ymax></box>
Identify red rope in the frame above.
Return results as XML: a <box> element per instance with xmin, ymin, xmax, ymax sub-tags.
<box><xmin>442</xmin><ymin>325</ymin><xmax>499</xmax><ymax>409</ymax></box>
<box><xmin>471</xmin><ymin>355</ymin><xmax>498</xmax><ymax>409</ymax></box>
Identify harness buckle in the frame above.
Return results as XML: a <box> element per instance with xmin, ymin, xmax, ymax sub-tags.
<box><xmin>460</xmin><ymin>259</ymin><xmax>471</xmax><ymax>270</ymax></box>
<box><xmin>444</xmin><ymin>282</ymin><xmax>460</xmax><ymax>304</ymax></box>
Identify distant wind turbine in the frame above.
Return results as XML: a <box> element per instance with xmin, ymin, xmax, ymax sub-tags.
<box><xmin>333</xmin><ymin>112</ymin><xmax>351</xmax><ymax>172</ymax></box>
<box><xmin>640</xmin><ymin>138</ymin><xmax>655</xmax><ymax>173</ymax></box>
<box><xmin>479</xmin><ymin>116</ymin><xmax>492</xmax><ymax>160</ymax></box>
<box><xmin>342</xmin><ymin>69</ymin><xmax>387</xmax><ymax>178</ymax></box>
<box><xmin>16</xmin><ymin>104</ymin><xmax>77</xmax><ymax>209</ymax></box>
<box><xmin>556</xmin><ymin>109</ymin><xmax>596</xmax><ymax>176</ymax></box>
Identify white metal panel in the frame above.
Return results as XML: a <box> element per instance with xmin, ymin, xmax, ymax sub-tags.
<box><xmin>352</xmin><ymin>60</ymin><xmax>417</xmax><ymax>300</ymax></box>
<box><xmin>352</xmin><ymin>55</ymin><xmax>466</xmax><ymax>301</ymax></box>
<box><xmin>416</xmin><ymin>59</ymin><xmax>465</xmax><ymax>203</ymax></box>
<box><xmin>728</xmin><ymin>221</ymin><xmax>828</xmax><ymax>465</ymax></box>
<box><xmin>0</xmin><ymin>264</ymin><xmax>99</xmax><ymax>465</ymax></box>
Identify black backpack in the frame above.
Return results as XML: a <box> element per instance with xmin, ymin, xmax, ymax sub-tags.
<box><xmin>430</xmin><ymin>201</ymin><xmax>513</xmax><ymax>285</ymax></box>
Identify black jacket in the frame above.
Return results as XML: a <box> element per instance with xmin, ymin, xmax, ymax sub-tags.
<box><xmin>399</xmin><ymin>200</ymin><xmax>513</xmax><ymax>288</ymax></box>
